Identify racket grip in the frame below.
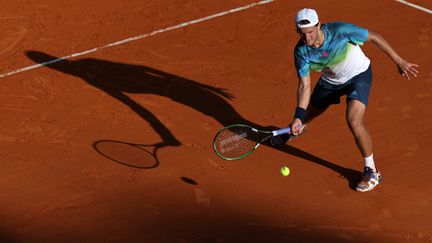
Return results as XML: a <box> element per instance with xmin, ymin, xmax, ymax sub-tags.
<box><xmin>272</xmin><ymin>128</ymin><xmax>291</xmax><ymax>136</ymax></box>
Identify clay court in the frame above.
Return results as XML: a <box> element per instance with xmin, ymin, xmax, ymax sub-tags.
<box><xmin>0</xmin><ymin>0</ymin><xmax>431</xmax><ymax>242</ymax></box>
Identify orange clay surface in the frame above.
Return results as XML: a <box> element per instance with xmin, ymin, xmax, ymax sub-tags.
<box><xmin>0</xmin><ymin>0</ymin><xmax>431</xmax><ymax>242</ymax></box>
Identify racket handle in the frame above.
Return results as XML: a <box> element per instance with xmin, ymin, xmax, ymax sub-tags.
<box><xmin>272</xmin><ymin>127</ymin><xmax>291</xmax><ymax>136</ymax></box>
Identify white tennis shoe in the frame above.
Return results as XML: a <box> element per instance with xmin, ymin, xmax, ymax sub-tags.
<box><xmin>356</xmin><ymin>167</ymin><xmax>383</xmax><ymax>192</ymax></box>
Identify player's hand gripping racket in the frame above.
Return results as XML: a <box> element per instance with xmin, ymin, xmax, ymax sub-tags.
<box><xmin>212</xmin><ymin>124</ymin><xmax>291</xmax><ymax>160</ymax></box>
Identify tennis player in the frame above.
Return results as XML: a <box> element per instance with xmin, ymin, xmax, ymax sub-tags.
<box><xmin>272</xmin><ymin>8</ymin><xmax>419</xmax><ymax>192</ymax></box>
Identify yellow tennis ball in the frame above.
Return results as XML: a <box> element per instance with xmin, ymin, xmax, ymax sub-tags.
<box><xmin>280</xmin><ymin>166</ymin><xmax>290</xmax><ymax>176</ymax></box>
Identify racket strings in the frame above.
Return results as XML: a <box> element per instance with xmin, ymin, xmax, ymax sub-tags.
<box><xmin>214</xmin><ymin>126</ymin><xmax>258</xmax><ymax>159</ymax></box>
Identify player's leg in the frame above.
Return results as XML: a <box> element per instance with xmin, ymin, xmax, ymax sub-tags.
<box><xmin>346</xmin><ymin>100</ymin><xmax>382</xmax><ymax>192</ymax></box>
<box><xmin>344</xmin><ymin>65</ymin><xmax>382</xmax><ymax>192</ymax></box>
<box><xmin>304</xmin><ymin>103</ymin><xmax>327</xmax><ymax>123</ymax></box>
<box><xmin>345</xmin><ymin>99</ymin><xmax>372</xmax><ymax>158</ymax></box>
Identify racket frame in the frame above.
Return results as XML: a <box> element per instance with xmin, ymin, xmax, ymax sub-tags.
<box><xmin>212</xmin><ymin>124</ymin><xmax>291</xmax><ymax>160</ymax></box>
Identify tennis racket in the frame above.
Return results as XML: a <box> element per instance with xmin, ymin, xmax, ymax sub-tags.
<box><xmin>212</xmin><ymin>124</ymin><xmax>291</xmax><ymax>160</ymax></box>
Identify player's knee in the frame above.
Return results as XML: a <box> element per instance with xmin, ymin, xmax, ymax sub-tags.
<box><xmin>346</xmin><ymin>118</ymin><xmax>364</xmax><ymax>133</ymax></box>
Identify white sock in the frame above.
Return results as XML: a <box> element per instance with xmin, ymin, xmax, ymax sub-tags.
<box><xmin>364</xmin><ymin>154</ymin><xmax>376</xmax><ymax>172</ymax></box>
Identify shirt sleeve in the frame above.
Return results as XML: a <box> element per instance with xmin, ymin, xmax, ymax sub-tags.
<box><xmin>340</xmin><ymin>22</ymin><xmax>369</xmax><ymax>45</ymax></box>
<box><xmin>294</xmin><ymin>46</ymin><xmax>310</xmax><ymax>78</ymax></box>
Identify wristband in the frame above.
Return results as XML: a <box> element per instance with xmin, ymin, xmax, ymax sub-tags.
<box><xmin>294</xmin><ymin>107</ymin><xmax>306</xmax><ymax>123</ymax></box>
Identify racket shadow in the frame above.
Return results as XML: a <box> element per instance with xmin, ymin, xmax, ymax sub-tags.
<box><xmin>93</xmin><ymin>139</ymin><xmax>161</xmax><ymax>169</ymax></box>
<box><xmin>275</xmin><ymin>144</ymin><xmax>362</xmax><ymax>191</ymax></box>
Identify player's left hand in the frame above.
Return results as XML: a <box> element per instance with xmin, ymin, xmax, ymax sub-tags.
<box><xmin>397</xmin><ymin>59</ymin><xmax>419</xmax><ymax>80</ymax></box>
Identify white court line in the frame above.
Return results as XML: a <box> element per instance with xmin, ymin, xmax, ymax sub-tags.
<box><xmin>395</xmin><ymin>0</ymin><xmax>432</xmax><ymax>14</ymax></box>
<box><xmin>0</xmin><ymin>0</ymin><xmax>274</xmax><ymax>79</ymax></box>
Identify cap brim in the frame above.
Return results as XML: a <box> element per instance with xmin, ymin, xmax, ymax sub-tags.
<box><xmin>296</xmin><ymin>22</ymin><xmax>318</xmax><ymax>28</ymax></box>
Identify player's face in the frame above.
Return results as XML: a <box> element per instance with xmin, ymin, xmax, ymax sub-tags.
<box><xmin>297</xmin><ymin>25</ymin><xmax>320</xmax><ymax>47</ymax></box>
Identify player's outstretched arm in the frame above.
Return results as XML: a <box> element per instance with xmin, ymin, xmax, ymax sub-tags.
<box><xmin>367</xmin><ymin>31</ymin><xmax>419</xmax><ymax>80</ymax></box>
<box><xmin>290</xmin><ymin>76</ymin><xmax>311</xmax><ymax>135</ymax></box>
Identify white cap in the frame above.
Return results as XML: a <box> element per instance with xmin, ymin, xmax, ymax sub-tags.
<box><xmin>295</xmin><ymin>8</ymin><xmax>319</xmax><ymax>28</ymax></box>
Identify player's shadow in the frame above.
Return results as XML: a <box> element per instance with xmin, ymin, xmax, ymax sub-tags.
<box><xmin>25</xmin><ymin>50</ymin><xmax>252</xmax><ymax>148</ymax></box>
<box><xmin>25</xmin><ymin>50</ymin><xmax>361</xmax><ymax>188</ymax></box>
